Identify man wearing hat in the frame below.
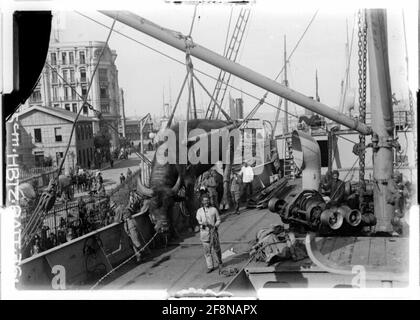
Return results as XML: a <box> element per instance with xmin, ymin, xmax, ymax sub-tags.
<box><xmin>196</xmin><ymin>195</ymin><xmax>223</xmax><ymax>273</ymax></box>
<box><xmin>239</xmin><ymin>162</ymin><xmax>254</xmax><ymax>206</ymax></box>
<box><xmin>323</xmin><ymin>170</ymin><xmax>345</xmax><ymax>204</ymax></box>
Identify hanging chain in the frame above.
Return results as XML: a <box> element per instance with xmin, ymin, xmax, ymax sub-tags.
<box><xmin>357</xmin><ymin>9</ymin><xmax>368</xmax><ymax>193</ymax></box>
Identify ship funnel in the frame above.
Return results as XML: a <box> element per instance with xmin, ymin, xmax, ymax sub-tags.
<box><xmin>291</xmin><ymin>130</ymin><xmax>321</xmax><ymax>190</ymax></box>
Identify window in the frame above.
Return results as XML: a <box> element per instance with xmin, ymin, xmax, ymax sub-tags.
<box><xmin>54</xmin><ymin>104</ymin><xmax>59</xmax><ymax>108</ymax></box>
<box><xmin>100</xmin><ymin>86</ymin><xmax>108</xmax><ymax>99</ymax></box>
<box><xmin>72</xmin><ymin>103</ymin><xmax>77</xmax><ymax>113</ymax></box>
<box><xmin>56</xmin><ymin>152</ymin><xmax>64</xmax><ymax>166</ymax></box>
<box><xmin>52</xmin><ymin>86</ymin><xmax>59</xmax><ymax>101</ymax></box>
<box><xmin>34</xmin><ymin>128</ymin><xmax>42</xmax><ymax>143</ymax></box>
<box><xmin>79</xmin><ymin>51</ymin><xmax>86</xmax><ymax>64</ymax></box>
<box><xmin>34</xmin><ymin>151</ymin><xmax>44</xmax><ymax>167</ymax></box>
<box><xmin>64</xmin><ymin>87</ymin><xmax>70</xmax><ymax>100</ymax></box>
<box><xmin>101</xmin><ymin>103</ymin><xmax>110</xmax><ymax>113</ymax></box>
<box><xmin>55</xmin><ymin>127</ymin><xmax>62</xmax><ymax>142</ymax></box>
<box><xmin>80</xmin><ymin>68</ymin><xmax>86</xmax><ymax>82</ymax></box>
<box><xmin>78</xmin><ymin>150</ymin><xmax>81</xmax><ymax>164</ymax></box>
<box><xmin>62</xmin><ymin>52</ymin><xmax>67</xmax><ymax>64</ymax></box>
<box><xmin>81</xmin><ymin>86</ymin><xmax>87</xmax><ymax>99</ymax></box>
<box><xmin>70</xmin><ymin>69</ymin><xmax>75</xmax><ymax>83</ymax></box>
<box><xmin>50</xmin><ymin>53</ymin><xmax>57</xmax><ymax>65</ymax></box>
<box><xmin>71</xmin><ymin>87</ymin><xmax>77</xmax><ymax>100</ymax></box>
<box><xmin>99</xmin><ymin>68</ymin><xmax>108</xmax><ymax>82</ymax></box>
<box><xmin>52</xmin><ymin>71</ymin><xmax>58</xmax><ymax>84</ymax></box>
<box><xmin>69</xmin><ymin>52</ymin><xmax>74</xmax><ymax>64</ymax></box>
<box><xmin>30</xmin><ymin>90</ymin><xmax>42</xmax><ymax>102</ymax></box>
<box><xmin>65</xmin><ymin>103</ymin><xmax>70</xmax><ymax>111</ymax></box>
<box><xmin>83</xmin><ymin>105</ymin><xmax>88</xmax><ymax>115</ymax></box>
<box><xmin>63</xmin><ymin>69</ymin><xmax>68</xmax><ymax>82</ymax></box>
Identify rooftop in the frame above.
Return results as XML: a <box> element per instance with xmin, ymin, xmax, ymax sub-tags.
<box><xmin>16</xmin><ymin>105</ymin><xmax>93</xmax><ymax>123</ymax></box>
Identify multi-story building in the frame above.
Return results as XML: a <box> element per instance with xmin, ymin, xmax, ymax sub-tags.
<box><xmin>119</xmin><ymin>118</ymin><xmax>154</xmax><ymax>143</ymax></box>
<box><xmin>13</xmin><ymin>106</ymin><xmax>95</xmax><ymax>172</ymax></box>
<box><xmin>21</xmin><ymin>41</ymin><xmax>121</xmax><ymax>150</ymax></box>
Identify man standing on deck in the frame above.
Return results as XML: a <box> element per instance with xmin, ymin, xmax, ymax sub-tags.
<box><xmin>322</xmin><ymin>170</ymin><xmax>345</xmax><ymax>204</ymax></box>
<box><xmin>196</xmin><ymin>195</ymin><xmax>223</xmax><ymax>273</ymax></box>
<box><xmin>230</xmin><ymin>172</ymin><xmax>242</xmax><ymax>214</ymax></box>
<box><xmin>204</xmin><ymin>169</ymin><xmax>220</xmax><ymax>211</ymax></box>
<box><xmin>239</xmin><ymin>162</ymin><xmax>254</xmax><ymax>206</ymax></box>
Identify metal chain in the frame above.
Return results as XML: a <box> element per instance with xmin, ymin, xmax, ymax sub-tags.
<box><xmin>357</xmin><ymin>10</ymin><xmax>368</xmax><ymax>193</ymax></box>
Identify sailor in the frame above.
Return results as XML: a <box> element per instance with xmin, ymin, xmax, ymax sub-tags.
<box><xmin>239</xmin><ymin>162</ymin><xmax>254</xmax><ymax>206</ymax></box>
<box><xmin>323</xmin><ymin>170</ymin><xmax>345</xmax><ymax>204</ymax></box>
<box><xmin>204</xmin><ymin>169</ymin><xmax>220</xmax><ymax>210</ymax></box>
<box><xmin>96</xmin><ymin>180</ymin><xmax>106</xmax><ymax>197</ymax></box>
<box><xmin>230</xmin><ymin>172</ymin><xmax>242</xmax><ymax>214</ymax></box>
<box><xmin>196</xmin><ymin>195</ymin><xmax>223</xmax><ymax>273</ymax></box>
<box><xmin>114</xmin><ymin>204</ymin><xmax>145</xmax><ymax>263</ymax></box>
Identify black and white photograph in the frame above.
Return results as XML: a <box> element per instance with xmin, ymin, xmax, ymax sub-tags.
<box><xmin>0</xmin><ymin>0</ymin><xmax>418</xmax><ymax>300</ymax></box>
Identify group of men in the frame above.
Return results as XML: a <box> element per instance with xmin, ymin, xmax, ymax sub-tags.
<box><xmin>196</xmin><ymin>162</ymin><xmax>255</xmax><ymax>273</ymax></box>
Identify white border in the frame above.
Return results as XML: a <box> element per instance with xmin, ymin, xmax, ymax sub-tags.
<box><xmin>1</xmin><ymin>0</ymin><xmax>419</xmax><ymax>300</ymax></box>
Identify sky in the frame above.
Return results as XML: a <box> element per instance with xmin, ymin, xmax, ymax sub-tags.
<box><xmin>12</xmin><ymin>0</ymin><xmax>419</xmax><ymax>120</ymax></box>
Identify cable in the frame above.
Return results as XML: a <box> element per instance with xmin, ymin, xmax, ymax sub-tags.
<box><xmin>23</xmin><ymin>15</ymin><xmax>118</xmax><ymax>244</ymax></box>
<box><xmin>75</xmin><ymin>11</ymin><xmax>298</xmax><ymax>119</ymax></box>
<box><xmin>188</xmin><ymin>3</ymin><xmax>199</xmax><ymax>37</ymax></box>
<box><xmin>238</xmin><ymin>9</ymin><xmax>319</xmax><ymax>122</ymax></box>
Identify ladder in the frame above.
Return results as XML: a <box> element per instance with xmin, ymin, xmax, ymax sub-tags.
<box><xmin>283</xmin><ymin>134</ymin><xmax>295</xmax><ymax>179</ymax></box>
<box><xmin>205</xmin><ymin>8</ymin><xmax>250</xmax><ymax>119</ymax></box>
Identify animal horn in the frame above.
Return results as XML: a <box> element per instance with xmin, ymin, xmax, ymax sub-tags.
<box><xmin>171</xmin><ymin>175</ymin><xmax>182</xmax><ymax>193</ymax></box>
<box><xmin>137</xmin><ymin>176</ymin><xmax>154</xmax><ymax>197</ymax></box>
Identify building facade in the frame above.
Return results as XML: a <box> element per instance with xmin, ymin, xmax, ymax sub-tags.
<box><xmin>14</xmin><ymin>106</ymin><xmax>95</xmax><ymax>173</ymax></box>
<box><xmin>20</xmin><ymin>41</ymin><xmax>121</xmax><ymax>150</ymax></box>
<box><xmin>119</xmin><ymin>118</ymin><xmax>154</xmax><ymax>143</ymax></box>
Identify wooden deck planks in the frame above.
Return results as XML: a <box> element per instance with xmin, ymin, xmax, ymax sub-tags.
<box><xmin>350</xmin><ymin>237</ymin><xmax>370</xmax><ymax>266</ymax></box>
<box><xmin>367</xmin><ymin>237</ymin><xmax>387</xmax><ymax>266</ymax></box>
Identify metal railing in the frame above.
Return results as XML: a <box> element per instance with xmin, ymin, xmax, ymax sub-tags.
<box><xmin>21</xmin><ymin>196</ymin><xmax>114</xmax><ymax>258</ymax></box>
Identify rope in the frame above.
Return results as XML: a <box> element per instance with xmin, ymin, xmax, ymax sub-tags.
<box><xmin>89</xmin><ymin>231</ymin><xmax>159</xmax><ymax>290</ymax></box>
<box><xmin>22</xmin><ymin>15</ymin><xmax>118</xmax><ymax>246</ymax></box>
<box><xmin>239</xmin><ymin>9</ymin><xmax>319</xmax><ymax>125</ymax></box>
<box><xmin>75</xmin><ymin>12</ymin><xmax>296</xmax><ymax>121</ymax></box>
<box><xmin>188</xmin><ymin>3</ymin><xmax>199</xmax><ymax>37</ymax></box>
<box><xmin>55</xmin><ymin>17</ymin><xmax>117</xmax><ymax>180</ymax></box>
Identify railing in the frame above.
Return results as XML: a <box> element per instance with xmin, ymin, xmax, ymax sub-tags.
<box><xmin>21</xmin><ymin>196</ymin><xmax>114</xmax><ymax>259</ymax></box>
<box><xmin>19</xmin><ymin>168</ymin><xmax>58</xmax><ymax>185</ymax></box>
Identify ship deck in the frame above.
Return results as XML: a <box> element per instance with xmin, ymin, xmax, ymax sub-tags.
<box><xmin>102</xmin><ymin>205</ymin><xmax>282</xmax><ymax>294</ymax></box>
<box><xmin>101</xmin><ymin>205</ymin><xmax>409</xmax><ymax>293</ymax></box>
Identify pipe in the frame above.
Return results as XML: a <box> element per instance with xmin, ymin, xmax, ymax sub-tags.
<box><xmin>291</xmin><ymin>130</ymin><xmax>321</xmax><ymax>190</ymax></box>
<box><xmin>99</xmin><ymin>11</ymin><xmax>371</xmax><ymax>136</ymax></box>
